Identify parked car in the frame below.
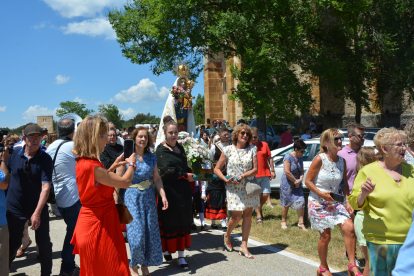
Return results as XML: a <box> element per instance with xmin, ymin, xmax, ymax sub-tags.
<box><xmin>269</xmin><ymin>138</ymin><xmax>375</xmax><ymax>192</ymax></box>
<box><xmin>339</xmin><ymin>127</ymin><xmax>381</xmax><ymax>140</ymax></box>
<box><xmin>250</xmin><ymin>119</ymin><xmax>300</xmax><ymax>150</ymax></box>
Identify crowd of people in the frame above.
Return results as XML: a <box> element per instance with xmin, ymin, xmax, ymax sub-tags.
<box><xmin>2</xmin><ymin>116</ymin><xmax>414</xmax><ymax>276</ymax></box>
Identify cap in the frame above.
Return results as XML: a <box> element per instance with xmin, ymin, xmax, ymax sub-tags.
<box><xmin>24</xmin><ymin>124</ymin><xmax>42</xmax><ymax>136</ymax></box>
<box><xmin>287</xmin><ymin>125</ymin><xmax>292</xmax><ymax>129</ymax></box>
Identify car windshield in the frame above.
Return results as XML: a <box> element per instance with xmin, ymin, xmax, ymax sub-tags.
<box><xmin>275</xmin><ymin>144</ymin><xmax>313</xmax><ymax>162</ymax></box>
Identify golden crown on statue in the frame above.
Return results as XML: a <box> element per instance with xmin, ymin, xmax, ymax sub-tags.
<box><xmin>173</xmin><ymin>60</ymin><xmax>191</xmax><ymax>78</ymax></box>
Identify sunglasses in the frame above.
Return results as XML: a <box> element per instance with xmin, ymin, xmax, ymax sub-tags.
<box><xmin>352</xmin><ymin>133</ymin><xmax>367</xmax><ymax>139</ymax></box>
<box><xmin>334</xmin><ymin>137</ymin><xmax>344</xmax><ymax>142</ymax></box>
<box><xmin>252</xmin><ymin>136</ymin><xmax>258</xmax><ymax>139</ymax></box>
<box><xmin>240</xmin><ymin>131</ymin><xmax>250</xmax><ymax>137</ymax></box>
<box><xmin>24</xmin><ymin>159</ymin><xmax>29</xmax><ymax>174</ymax></box>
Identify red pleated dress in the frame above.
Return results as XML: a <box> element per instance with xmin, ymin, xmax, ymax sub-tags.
<box><xmin>71</xmin><ymin>157</ymin><xmax>131</xmax><ymax>276</ymax></box>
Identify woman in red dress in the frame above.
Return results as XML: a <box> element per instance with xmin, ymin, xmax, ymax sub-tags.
<box><xmin>71</xmin><ymin>115</ymin><xmax>136</xmax><ymax>276</ymax></box>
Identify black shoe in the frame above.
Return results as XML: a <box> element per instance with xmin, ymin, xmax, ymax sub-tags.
<box><xmin>191</xmin><ymin>224</ymin><xmax>197</xmax><ymax>231</ymax></box>
<box><xmin>212</xmin><ymin>224</ymin><xmax>219</xmax><ymax>229</ymax></box>
<box><xmin>163</xmin><ymin>254</ymin><xmax>172</xmax><ymax>262</ymax></box>
<box><xmin>178</xmin><ymin>257</ymin><xmax>189</xmax><ymax>270</ymax></box>
<box><xmin>222</xmin><ymin>226</ymin><xmax>228</xmax><ymax>231</ymax></box>
<box><xmin>201</xmin><ymin>224</ymin><xmax>211</xmax><ymax>231</ymax></box>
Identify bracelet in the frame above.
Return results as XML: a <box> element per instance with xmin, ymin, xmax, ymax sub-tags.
<box><xmin>128</xmin><ymin>162</ymin><xmax>137</xmax><ymax>170</ymax></box>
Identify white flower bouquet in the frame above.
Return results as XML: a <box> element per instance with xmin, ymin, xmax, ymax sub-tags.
<box><xmin>177</xmin><ymin>132</ymin><xmax>212</xmax><ymax>175</ymax></box>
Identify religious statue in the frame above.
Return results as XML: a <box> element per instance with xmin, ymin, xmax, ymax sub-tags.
<box><xmin>155</xmin><ymin>63</ymin><xmax>197</xmax><ymax>147</ymax></box>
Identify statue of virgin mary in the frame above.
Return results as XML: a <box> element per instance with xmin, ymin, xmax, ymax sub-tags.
<box><xmin>155</xmin><ymin>65</ymin><xmax>196</xmax><ymax>147</ymax></box>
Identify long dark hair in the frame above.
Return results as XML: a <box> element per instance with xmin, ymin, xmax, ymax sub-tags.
<box><xmin>199</xmin><ymin>130</ymin><xmax>208</xmax><ymax>143</ymax></box>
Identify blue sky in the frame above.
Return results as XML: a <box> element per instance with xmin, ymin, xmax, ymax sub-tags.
<box><xmin>0</xmin><ymin>0</ymin><xmax>204</xmax><ymax>129</ymax></box>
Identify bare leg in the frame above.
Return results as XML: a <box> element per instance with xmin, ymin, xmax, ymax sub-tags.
<box><xmin>361</xmin><ymin>246</ymin><xmax>369</xmax><ymax>276</ymax></box>
<box><xmin>240</xmin><ymin>207</ymin><xmax>253</xmax><ymax>255</ymax></box>
<box><xmin>130</xmin><ymin>266</ymin><xmax>139</xmax><ymax>276</ymax></box>
<box><xmin>255</xmin><ymin>193</ymin><xmax>269</xmax><ymax>219</ymax></box>
<box><xmin>297</xmin><ymin>208</ymin><xmax>306</xmax><ymax>230</ymax></box>
<box><xmin>141</xmin><ymin>266</ymin><xmax>150</xmax><ymax>276</ymax></box>
<box><xmin>267</xmin><ymin>195</ymin><xmax>272</xmax><ymax>205</ymax></box>
<box><xmin>224</xmin><ymin>211</ymin><xmax>242</xmax><ymax>246</ymax></box>
<box><xmin>281</xmin><ymin>206</ymin><xmax>289</xmax><ymax>227</ymax></box>
<box><xmin>339</xmin><ymin>219</ymin><xmax>361</xmax><ymax>275</ymax></box>
<box><xmin>318</xmin><ymin>228</ymin><xmax>332</xmax><ymax>275</ymax></box>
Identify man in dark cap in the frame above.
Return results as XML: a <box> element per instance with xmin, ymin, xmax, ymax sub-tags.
<box><xmin>3</xmin><ymin>123</ymin><xmax>53</xmax><ymax>275</ymax></box>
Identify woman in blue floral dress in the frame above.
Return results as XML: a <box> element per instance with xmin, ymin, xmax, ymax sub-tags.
<box><xmin>280</xmin><ymin>140</ymin><xmax>307</xmax><ymax>230</ymax></box>
<box><xmin>124</xmin><ymin>127</ymin><xmax>168</xmax><ymax>276</ymax></box>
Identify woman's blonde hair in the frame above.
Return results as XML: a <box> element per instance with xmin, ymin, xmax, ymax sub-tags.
<box><xmin>130</xmin><ymin>126</ymin><xmax>153</xmax><ymax>154</ymax></box>
<box><xmin>318</xmin><ymin>128</ymin><xmax>340</xmax><ymax>154</ymax></box>
<box><xmin>373</xmin><ymin>127</ymin><xmax>406</xmax><ymax>155</ymax></box>
<box><xmin>231</xmin><ymin>123</ymin><xmax>252</xmax><ymax>146</ymax></box>
<box><xmin>404</xmin><ymin>119</ymin><xmax>414</xmax><ymax>147</ymax></box>
<box><xmin>356</xmin><ymin>147</ymin><xmax>378</xmax><ymax>174</ymax></box>
<box><xmin>72</xmin><ymin>115</ymin><xmax>108</xmax><ymax>160</ymax></box>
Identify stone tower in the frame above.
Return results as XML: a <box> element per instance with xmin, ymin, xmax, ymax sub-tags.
<box><xmin>37</xmin><ymin>116</ymin><xmax>54</xmax><ymax>133</ymax></box>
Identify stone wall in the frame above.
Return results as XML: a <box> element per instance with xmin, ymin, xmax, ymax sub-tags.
<box><xmin>37</xmin><ymin>116</ymin><xmax>54</xmax><ymax>133</ymax></box>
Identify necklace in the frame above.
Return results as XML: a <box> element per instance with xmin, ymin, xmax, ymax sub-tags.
<box><xmin>165</xmin><ymin>142</ymin><xmax>177</xmax><ymax>150</ymax></box>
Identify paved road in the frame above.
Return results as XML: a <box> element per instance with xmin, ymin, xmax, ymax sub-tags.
<box><xmin>9</xmin><ymin>218</ymin><xmax>346</xmax><ymax>276</ymax></box>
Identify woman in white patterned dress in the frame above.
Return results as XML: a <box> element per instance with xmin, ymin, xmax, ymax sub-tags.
<box><xmin>214</xmin><ymin>123</ymin><xmax>259</xmax><ymax>259</ymax></box>
<box><xmin>305</xmin><ymin>129</ymin><xmax>361</xmax><ymax>276</ymax></box>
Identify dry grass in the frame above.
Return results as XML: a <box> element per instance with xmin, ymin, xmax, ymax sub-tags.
<box><xmin>205</xmin><ymin>197</ymin><xmax>365</xmax><ymax>272</ymax></box>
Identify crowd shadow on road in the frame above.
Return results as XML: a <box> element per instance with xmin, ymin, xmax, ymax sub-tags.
<box><xmin>10</xmin><ymin>246</ymin><xmax>62</xmax><ymax>275</ymax></box>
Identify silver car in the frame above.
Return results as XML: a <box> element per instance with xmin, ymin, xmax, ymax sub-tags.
<box><xmin>269</xmin><ymin>138</ymin><xmax>375</xmax><ymax>192</ymax></box>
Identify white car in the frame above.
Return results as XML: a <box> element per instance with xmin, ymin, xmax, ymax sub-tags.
<box><xmin>269</xmin><ymin>138</ymin><xmax>375</xmax><ymax>192</ymax></box>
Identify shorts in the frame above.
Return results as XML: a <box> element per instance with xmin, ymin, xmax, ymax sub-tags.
<box><xmin>354</xmin><ymin>211</ymin><xmax>366</xmax><ymax>246</ymax></box>
<box><xmin>256</xmin><ymin>176</ymin><xmax>271</xmax><ymax>194</ymax></box>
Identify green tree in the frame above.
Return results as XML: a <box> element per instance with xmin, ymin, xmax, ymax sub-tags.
<box><xmin>193</xmin><ymin>94</ymin><xmax>205</xmax><ymax>125</ymax></box>
<box><xmin>56</xmin><ymin>101</ymin><xmax>94</xmax><ymax>119</ymax></box>
<box><xmin>122</xmin><ymin>112</ymin><xmax>161</xmax><ymax>128</ymax></box>
<box><xmin>108</xmin><ymin>0</ymin><xmax>314</xmax><ymax>125</ymax></box>
<box><xmin>98</xmin><ymin>104</ymin><xmax>124</xmax><ymax>129</ymax></box>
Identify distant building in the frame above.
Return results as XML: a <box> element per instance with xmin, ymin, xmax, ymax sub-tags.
<box><xmin>37</xmin><ymin>116</ymin><xmax>54</xmax><ymax>133</ymax></box>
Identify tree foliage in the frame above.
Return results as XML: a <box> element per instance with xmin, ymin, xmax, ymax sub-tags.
<box><xmin>109</xmin><ymin>0</ymin><xmax>414</xmax><ymax>124</ymax></box>
<box><xmin>193</xmin><ymin>94</ymin><xmax>205</xmax><ymax>125</ymax></box>
<box><xmin>122</xmin><ymin>112</ymin><xmax>161</xmax><ymax>128</ymax></box>
<box><xmin>56</xmin><ymin>101</ymin><xmax>94</xmax><ymax>119</ymax></box>
<box><xmin>98</xmin><ymin>104</ymin><xmax>124</xmax><ymax>129</ymax></box>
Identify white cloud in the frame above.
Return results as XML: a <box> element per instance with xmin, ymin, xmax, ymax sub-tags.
<box><xmin>22</xmin><ymin>105</ymin><xmax>58</xmax><ymax>120</ymax></box>
<box><xmin>31</xmin><ymin>22</ymin><xmax>47</xmax><ymax>29</ymax></box>
<box><xmin>42</xmin><ymin>0</ymin><xmax>125</xmax><ymax>18</ymax></box>
<box><xmin>61</xmin><ymin>18</ymin><xmax>116</xmax><ymax>40</ymax></box>
<box><xmin>69</xmin><ymin>89</ymin><xmax>76</xmax><ymax>93</ymax></box>
<box><xmin>55</xmin><ymin>75</ymin><xmax>70</xmax><ymax>84</ymax></box>
<box><xmin>0</xmin><ymin>106</ymin><xmax>6</xmax><ymax>112</ymax></box>
<box><xmin>114</xmin><ymin>79</ymin><xmax>170</xmax><ymax>103</ymax></box>
<box><xmin>119</xmin><ymin>108</ymin><xmax>136</xmax><ymax>119</ymax></box>
<box><xmin>93</xmin><ymin>101</ymin><xmax>103</xmax><ymax>106</ymax></box>
<box><xmin>74</xmin><ymin>97</ymin><xmax>86</xmax><ymax>103</ymax></box>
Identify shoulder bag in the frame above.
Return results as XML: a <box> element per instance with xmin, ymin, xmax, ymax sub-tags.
<box><xmin>48</xmin><ymin>140</ymin><xmax>70</xmax><ymax>204</ymax></box>
<box><xmin>114</xmin><ymin>188</ymin><xmax>133</xmax><ymax>224</ymax></box>
<box><xmin>235</xmin><ymin>146</ymin><xmax>262</xmax><ymax>197</ymax></box>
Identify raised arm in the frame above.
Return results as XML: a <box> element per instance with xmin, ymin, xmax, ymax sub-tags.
<box><xmin>94</xmin><ymin>153</ymin><xmax>136</xmax><ymax>189</ymax></box>
<box><xmin>0</xmin><ymin>150</ymin><xmax>10</xmax><ymax>190</ymax></box>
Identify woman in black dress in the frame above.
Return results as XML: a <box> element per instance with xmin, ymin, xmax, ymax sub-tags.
<box><xmin>156</xmin><ymin>117</ymin><xmax>195</xmax><ymax>270</ymax></box>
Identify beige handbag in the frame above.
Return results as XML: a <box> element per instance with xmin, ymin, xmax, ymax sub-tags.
<box><xmin>235</xmin><ymin>146</ymin><xmax>262</xmax><ymax>196</ymax></box>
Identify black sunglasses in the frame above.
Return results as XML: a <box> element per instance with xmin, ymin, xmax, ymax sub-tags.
<box><xmin>334</xmin><ymin>137</ymin><xmax>344</xmax><ymax>142</ymax></box>
<box><xmin>352</xmin><ymin>133</ymin><xmax>367</xmax><ymax>139</ymax></box>
<box><xmin>24</xmin><ymin>159</ymin><xmax>29</xmax><ymax>174</ymax></box>
<box><xmin>240</xmin><ymin>131</ymin><xmax>250</xmax><ymax>137</ymax></box>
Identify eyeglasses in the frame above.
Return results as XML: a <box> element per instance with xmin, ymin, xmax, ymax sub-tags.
<box><xmin>352</xmin><ymin>133</ymin><xmax>367</xmax><ymax>139</ymax></box>
<box><xmin>252</xmin><ymin>136</ymin><xmax>258</xmax><ymax>139</ymax></box>
<box><xmin>334</xmin><ymin>137</ymin><xmax>344</xmax><ymax>142</ymax></box>
<box><xmin>108</xmin><ymin>134</ymin><xmax>117</xmax><ymax>137</ymax></box>
<box><xmin>24</xmin><ymin>159</ymin><xmax>29</xmax><ymax>174</ymax></box>
<box><xmin>27</xmin><ymin>135</ymin><xmax>41</xmax><ymax>141</ymax></box>
<box><xmin>385</xmin><ymin>143</ymin><xmax>406</xmax><ymax>148</ymax></box>
<box><xmin>240</xmin><ymin>131</ymin><xmax>250</xmax><ymax>137</ymax></box>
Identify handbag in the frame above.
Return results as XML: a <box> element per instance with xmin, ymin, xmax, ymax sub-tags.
<box><xmin>114</xmin><ymin>189</ymin><xmax>133</xmax><ymax>224</ymax></box>
<box><xmin>234</xmin><ymin>146</ymin><xmax>262</xmax><ymax>197</ymax></box>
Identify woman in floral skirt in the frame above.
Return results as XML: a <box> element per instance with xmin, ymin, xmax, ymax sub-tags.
<box><xmin>305</xmin><ymin>129</ymin><xmax>361</xmax><ymax>276</ymax></box>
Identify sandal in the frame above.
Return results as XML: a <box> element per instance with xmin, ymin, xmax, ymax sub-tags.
<box><xmin>298</xmin><ymin>223</ymin><xmax>308</xmax><ymax>231</ymax></box>
<box><xmin>256</xmin><ymin>218</ymin><xmax>263</xmax><ymax>225</ymax></box>
<box><xmin>347</xmin><ymin>264</ymin><xmax>362</xmax><ymax>276</ymax></box>
<box><xmin>317</xmin><ymin>266</ymin><xmax>332</xmax><ymax>276</ymax></box>
<box><xmin>281</xmin><ymin>221</ymin><xmax>287</xmax><ymax>229</ymax></box>
<box><xmin>223</xmin><ymin>234</ymin><xmax>233</xmax><ymax>252</ymax></box>
<box><xmin>239</xmin><ymin>248</ymin><xmax>254</xmax><ymax>259</ymax></box>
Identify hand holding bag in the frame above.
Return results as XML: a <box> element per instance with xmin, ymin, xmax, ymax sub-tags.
<box><xmin>114</xmin><ymin>189</ymin><xmax>133</xmax><ymax>224</ymax></box>
<box><xmin>235</xmin><ymin>146</ymin><xmax>262</xmax><ymax>197</ymax></box>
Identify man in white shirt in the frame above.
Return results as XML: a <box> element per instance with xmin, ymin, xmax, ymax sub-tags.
<box><xmin>301</xmin><ymin>128</ymin><xmax>311</xmax><ymax>140</ymax></box>
<box><xmin>46</xmin><ymin>119</ymin><xmax>80</xmax><ymax>276</ymax></box>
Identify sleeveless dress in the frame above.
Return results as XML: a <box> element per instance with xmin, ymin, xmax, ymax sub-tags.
<box><xmin>125</xmin><ymin>153</ymin><xmax>163</xmax><ymax>268</ymax></box>
<box><xmin>308</xmin><ymin>153</ymin><xmax>350</xmax><ymax>232</ymax></box>
<box><xmin>224</xmin><ymin>144</ymin><xmax>260</xmax><ymax>210</ymax></box>
<box><xmin>71</xmin><ymin>158</ymin><xmax>130</xmax><ymax>276</ymax></box>
<box><xmin>280</xmin><ymin>154</ymin><xmax>305</xmax><ymax>210</ymax></box>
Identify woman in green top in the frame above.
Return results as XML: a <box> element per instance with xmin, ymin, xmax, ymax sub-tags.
<box><xmin>349</xmin><ymin>127</ymin><xmax>414</xmax><ymax>276</ymax></box>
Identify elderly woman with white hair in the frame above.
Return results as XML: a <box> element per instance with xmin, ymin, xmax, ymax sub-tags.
<box><xmin>349</xmin><ymin>127</ymin><xmax>414</xmax><ymax>276</ymax></box>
